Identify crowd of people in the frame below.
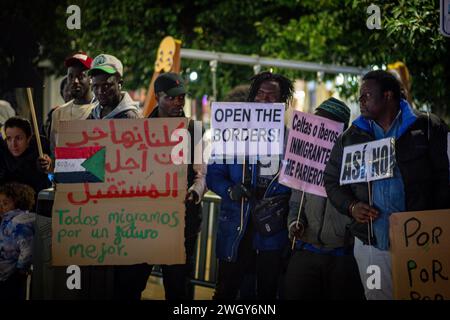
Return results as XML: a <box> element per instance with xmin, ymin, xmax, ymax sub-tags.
<box><xmin>0</xmin><ymin>50</ymin><xmax>448</xmax><ymax>300</ymax></box>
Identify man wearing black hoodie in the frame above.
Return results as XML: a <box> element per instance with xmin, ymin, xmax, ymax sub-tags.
<box><xmin>146</xmin><ymin>73</ymin><xmax>207</xmax><ymax>300</ymax></box>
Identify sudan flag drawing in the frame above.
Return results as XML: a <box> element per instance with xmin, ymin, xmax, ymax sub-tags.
<box><xmin>54</xmin><ymin>146</ymin><xmax>106</xmax><ymax>183</ymax></box>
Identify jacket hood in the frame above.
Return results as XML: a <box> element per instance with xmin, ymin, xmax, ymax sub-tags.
<box><xmin>91</xmin><ymin>92</ymin><xmax>141</xmax><ymax>119</ymax></box>
<box><xmin>352</xmin><ymin>99</ymin><xmax>417</xmax><ymax>138</ymax></box>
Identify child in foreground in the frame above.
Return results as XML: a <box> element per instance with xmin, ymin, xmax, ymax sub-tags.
<box><xmin>0</xmin><ymin>182</ymin><xmax>36</xmax><ymax>300</ymax></box>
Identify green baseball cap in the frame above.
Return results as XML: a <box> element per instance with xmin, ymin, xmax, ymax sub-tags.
<box><xmin>88</xmin><ymin>54</ymin><xmax>123</xmax><ymax>77</ymax></box>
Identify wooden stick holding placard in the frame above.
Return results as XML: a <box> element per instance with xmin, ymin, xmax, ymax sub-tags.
<box><xmin>26</xmin><ymin>87</ymin><xmax>43</xmax><ymax>157</ymax></box>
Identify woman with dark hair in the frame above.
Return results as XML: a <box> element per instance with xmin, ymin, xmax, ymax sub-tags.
<box><xmin>0</xmin><ymin>117</ymin><xmax>52</xmax><ymax>199</ymax></box>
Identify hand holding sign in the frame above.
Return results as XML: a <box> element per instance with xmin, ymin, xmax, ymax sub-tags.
<box><xmin>228</xmin><ymin>183</ymin><xmax>252</xmax><ymax>202</ymax></box>
<box><xmin>350</xmin><ymin>201</ymin><xmax>379</xmax><ymax>223</ymax></box>
<box><xmin>38</xmin><ymin>154</ymin><xmax>53</xmax><ymax>173</ymax></box>
<box><xmin>289</xmin><ymin>222</ymin><xmax>304</xmax><ymax>240</ymax></box>
<box><xmin>184</xmin><ymin>190</ymin><xmax>199</xmax><ymax>204</ymax></box>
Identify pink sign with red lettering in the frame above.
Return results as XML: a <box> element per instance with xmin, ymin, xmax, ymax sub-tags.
<box><xmin>279</xmin><ymin>111</ymin><xmax>344</xmax><ymax>197</ymax></box>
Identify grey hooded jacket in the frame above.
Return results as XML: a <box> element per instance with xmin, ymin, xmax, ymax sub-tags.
<box><xmin>88</xmin><ymin>92</ymin><xmax>142</xmax><ymax>119</ymax></box>
<box><xmin>288</xmin><ymin>190</ymin><xmax>353</xmax><ymax>249</ymax></box>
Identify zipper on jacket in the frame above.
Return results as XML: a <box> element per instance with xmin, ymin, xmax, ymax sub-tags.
<box><xmin>317</xmin><ymin>200</ymin><xmax>326</xmax><ymax>246</ymax></box>
<box><xmin>229</xmin><ymin>162</ymin><xmax>255</xmax><ymax>261</ymax></box>
<box><xmin>262</xmin><ymin>160</ymin><xmax>282</xmax><ymax>199</ymax></box>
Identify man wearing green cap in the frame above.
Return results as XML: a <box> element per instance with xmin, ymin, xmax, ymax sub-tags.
<box><xmin>87</xmin><ymin>54</ymin><xmax>145</xmax><ymax>300</ymax></box>
<box><xmin>87</xmin><ymin>54</ymin><xmax>141</xmax><ymax>119</ymax></box>
<box><xmin>285</xmin><ymin>98</ymin><xmax>365</xmax><ymax>300</ymax></box>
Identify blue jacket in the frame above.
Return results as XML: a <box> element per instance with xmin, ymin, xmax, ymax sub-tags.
<box><xmin>352</xmin><ymin>100</ymin><xmax>411</xmax><ymax>250</ymax></box>
<box><xmin>207</xmin><ymin>161</ymin><xmax>291</xmax><ymax>262</ymax></box>
<box><xmin>0</xmin><ymin>209</ymin><xmax>35</xmax><ymax>281</ymax></box>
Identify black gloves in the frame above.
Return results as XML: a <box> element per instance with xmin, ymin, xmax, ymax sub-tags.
<box><xmin>288</xmin><ymin>222</ymin><xmax>305</xmax><ymax>240</ymax></box>
<box><xmin>227</xmin><ymin>183</ymin><xmax>252</xmax><ymax>201</ymax></box>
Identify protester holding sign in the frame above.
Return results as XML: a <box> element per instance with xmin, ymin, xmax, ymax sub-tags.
<box><xmin>284</xmin><ymin>98</ymin><xmax>365</xmax><ymax>300</ymax></box>
<box><xmin>206</xmin><ymin>71</ymin><xmax>293</xmax><ymax>300</ymax></box>
<box><xmin>0</xmin><ymin>117</ymin><xmax>52</xmax><ymax>199</ymax></box>
<box><xmin>145</xmin><ymin>73</ymin><xmax>207</xmax><ymax>300</ymax></box>
<box><xmin>87</xmin><ymin>54</ymin><xmax>141</xmax><ymax>120</ymax></box>
<box><xmin>87</xmin><ymin>54</ymin><xmax>144</xmax><ymax>300</ymax></box>
<box><xmin>324</xmin><ymin>70</ymin><xmax>450</xmax><ymax>300</ymax></box>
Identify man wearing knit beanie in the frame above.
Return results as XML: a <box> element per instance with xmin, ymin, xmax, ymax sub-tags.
<box><xmin>285</xmin><ymin>97</ymin><xmax>365</xmax><ymax>300</ymax></box>
<box><xmin>315</xmin><ymin>97</ymin><xmax>351</xmax><ymax>129</ymax></box>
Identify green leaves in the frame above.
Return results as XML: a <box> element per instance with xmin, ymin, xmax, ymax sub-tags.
<box><xmin>254</xmin><ymin>0</ymin><xmax>449</xmax><ymax>118</ymax></box>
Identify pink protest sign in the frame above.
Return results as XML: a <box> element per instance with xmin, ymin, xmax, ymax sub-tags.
<box><xmin>279</xmin><ymin>111</ymin><xmax>344</xmax><ymax>197</ymax></box>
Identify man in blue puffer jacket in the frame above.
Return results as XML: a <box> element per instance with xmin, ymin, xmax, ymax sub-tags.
<box><xmin>207</xmin><ymin>72</ymin><xmax>293</xmax><ymax>300</ymax></box>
